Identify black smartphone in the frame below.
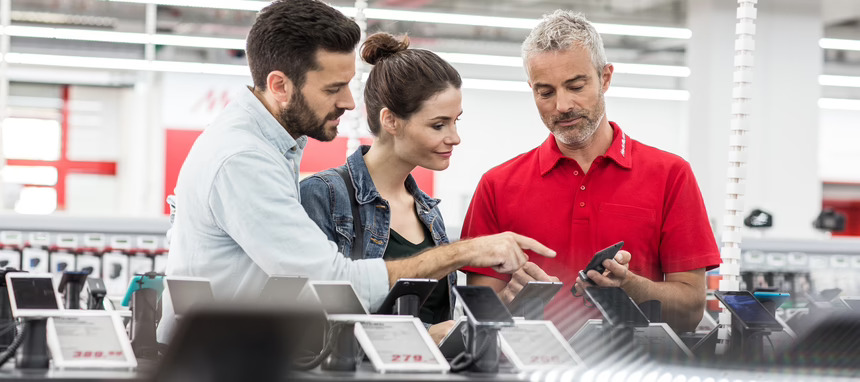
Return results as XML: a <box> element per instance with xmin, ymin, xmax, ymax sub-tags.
<box><xmin>374</xmin><ymin>278</ymin><xmax>438</xmax><ymax>315</ymax></box>
<box><xmin>453</xmin><ymin>286</ymin><xmax>514</xmax><ymax>327</ymax></box>
<box><xmin>506</xmin><ymin>281</ymin><xmax>563</xmax><ymax>315</ymax></box>
<box><xmin>438</xmin><ymin>317</ymin><xmax>468</xmax><ymax>359</ymax></box>
<box><xmin>579</xmin><ymin>241</ymin><xmax>624</xmax><ymax>285</ymax></box>
<box><xmin>583</xmin><ymin>286</ymin><xmax>650</xmax><ymax>328</ymax></box>
<box><xmin>714</xmin><ymin>290</ymin><xmax>783</xmax><ymax>331</ymax></box>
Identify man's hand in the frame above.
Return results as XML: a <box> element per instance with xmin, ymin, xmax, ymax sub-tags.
<box><xmin>572</xmin><ymin>250</ymin><xmax>632</xmax><ymax>296</ymax></box>
<box><xmin>498</xmin><ymin>262</ymin><xmax>559</xmax><ymax>304</ymax></box>
<box><xmin>428</xmin><ymin>320</ymin><xmax>456</xmax><ymax>345</ymax></box>
<box><xmin>459</xmin><ymin>232</ymin><xmax>556</xmax><ymax>274</ymax></box>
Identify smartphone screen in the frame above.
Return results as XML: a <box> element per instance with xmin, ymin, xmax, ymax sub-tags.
<box><xmin>584</xmin><ymin>287</ymin><xmax>649</xmax><ymax>327</ymax></box>
<box><xmin>454</xmin><ymin>286</ymin><xmax>514</xmax><ymax>325</ymax></box>
<box><xmin>718</xmin><ymin>292</ymin><xmax>782</xmax><ymax>329</ymax></box>
<box><xmin>12</xmin><ymin>278</ymin><xmax>60</xmax><ymax>310</ymax></box>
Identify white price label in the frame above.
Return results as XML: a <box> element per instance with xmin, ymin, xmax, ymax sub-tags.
<box><xmin>354</xmin><ymin>318</ymin><xmax>449</xmax><ymax>373</ymax></box>
<box><xmin>499</xmin><ymin>321</ymin><xmax>580</xmax><ymax>370</ymax></box>
<box><xmin>47</xmin><ymin>313</ymin><xmax>137</xmax><ymax>369</ymax></box>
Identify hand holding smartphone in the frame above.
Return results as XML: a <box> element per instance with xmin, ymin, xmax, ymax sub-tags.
<box><xmin>578</xmin><ymin>241</ymin><xmax>624</xmax><ymax>286</ymax></box>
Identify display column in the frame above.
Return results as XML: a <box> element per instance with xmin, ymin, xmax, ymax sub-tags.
<box><xmin>686</xmin><ymin>0</ymin><xmax>823</xmax><ymax>238</ymax></box>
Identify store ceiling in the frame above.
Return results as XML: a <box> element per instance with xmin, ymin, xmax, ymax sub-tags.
<box><xmin>5</xmin><ymin>0</ymin><xmax>860</xmax><ymax>79</ymax></box>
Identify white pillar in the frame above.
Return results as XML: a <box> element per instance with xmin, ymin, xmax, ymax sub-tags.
<box><xmin>687</xmin><ymin>0</ymin><xmax>823</xmax><ymax>239</ymax></box>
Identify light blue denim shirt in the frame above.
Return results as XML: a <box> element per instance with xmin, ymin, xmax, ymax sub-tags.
<box><xmin>160</xmin><ymin>88</ymin><xmax>389</xmax><ymax>340</ymax></box>
<box><xmin>299</xmin><ymin>146</ymin><xmax>456</xmax><ymax>317</ymax></box>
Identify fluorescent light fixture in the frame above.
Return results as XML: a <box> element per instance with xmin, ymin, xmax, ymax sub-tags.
<box><xmin>1</xmin><ymin>25</ymin><xmax>245</xmax><ymax>50</ymax></box>
<box><xmin>106</xmin><ymin>0</ymin><xmax>267</xmax><ymax>11</ymax></box>
<box><xmin>819</xmin><ymin>74</ymin><xmax>860</xmax><ymax>88</ymax></box>
<box><xmin>436</xmin><ymin>52</ymin><xmax>689</xmax><ymax>77</ymax></box>
<box><xmin>819</xmin><ymin>98</ymin><xmax>860</xmax><ymax>111</ymax></box>
<box><xmin>105</xmin><ymin>0</ymin><xmax>691</xmax><ymax>39</ymax></box>
<box><xmin>461</xmin><ymin>78</ymin><xmax>689</xmax><ymax>101</ymax></box>
<box><xmin>820</xmin><ymin>38</ymin><xmax>860</xmax><ymax>51</ymax></box>
<box><xmin>2</xmin><ymin>53</ymin><xmax>250</xmax><ymax>76</ymax></box>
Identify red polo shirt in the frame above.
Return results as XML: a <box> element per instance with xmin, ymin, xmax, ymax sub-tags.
<box><xmin>461</xmin><ymin>122</ymin><xmax>720</xmax><ymax>338</ymax></box>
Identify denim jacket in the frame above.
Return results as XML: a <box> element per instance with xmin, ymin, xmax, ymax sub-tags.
<box><xmin>300</xmin><ymin>146</ymin><xmax>456</xmax><ymax>318</ymax></box>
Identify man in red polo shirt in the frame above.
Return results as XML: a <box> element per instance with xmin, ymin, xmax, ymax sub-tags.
<box><xmin>462</xmin><ymin>10</ymin><xmax>721</xmax><ymax>338</ymax></box>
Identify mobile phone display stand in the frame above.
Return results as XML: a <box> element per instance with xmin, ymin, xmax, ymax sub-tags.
<box><xmin>322</xmin><ymin>322</ymin><xmax>360</xmax><ymax>371</ymax></box>
<box><xmin>17</xmin><ymin>319</ymin><xmax>49</xmax><ymax>369</ymax></box>
<box><xmin>511</xmin><ymin>298</ymin><xmax>546</xmax><ymax>320</ymax></box>
<box><xmin>728</xmin><ymin>316</ymin><xmax>769</xmax><ymax>361</ymax></box>
<box><xmin>130</xmin><ymin>288</ymin><xmax>160</xmax><ymax>360</ymax></box>
<box><xmin>601</xmin><ymin>317</ymin><xmax>636</xmax><ymax>354</ymax></box>
<box><xmin>467</xmin><ymin>324</ymin><xmax>501</xmax><ymax>373</ymax></box>
<box><xmin>394</xmin><ymin>294</ymin><xmax>421</xmax><ymax>317</ymax></box>
<box><xmin>87</xmin><ymin>289</ymin><xmax>106</xmax><ymax>311</ymax></box>
<box><xmin>60</xmin><ymin>274</ymin><xmax>87</xmax><ymax>310</ymax></box>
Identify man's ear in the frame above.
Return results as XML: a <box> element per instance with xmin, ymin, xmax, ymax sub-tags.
<box><xmin>600</xmin><ymin>63</ymin><xmax>614</xmax><ymax>93</ymax></box>
<box><xmin>266</xmin><ymin>71</ymin><xmax>294</xmax><ymax>104</ymax></box>
<box><xmin>380</xmin><ymin>108</ymin><xmax>399</xmax><ymax>136</ymax></box>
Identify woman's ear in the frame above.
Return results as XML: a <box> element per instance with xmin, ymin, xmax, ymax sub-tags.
<box><xmin>380</xmin><ymin>108</ymin><xmax>399</xmax><ymax>136</ymax></box>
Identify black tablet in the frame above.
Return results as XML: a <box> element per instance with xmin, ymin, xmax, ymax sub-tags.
<box><xmin>715</xmin><ymin>290</ymin><xmax>783</xmax><ymax>331</ymax></box>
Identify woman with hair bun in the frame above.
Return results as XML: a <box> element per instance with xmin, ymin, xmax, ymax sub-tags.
<box><xmin>300</xmin><ymin>32</ymin><xmax>462</xmax><ymax>343</ymax></box>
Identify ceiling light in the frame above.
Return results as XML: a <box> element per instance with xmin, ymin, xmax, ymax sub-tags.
<box><xmin>820</xmin><ymin>38</ymin><xmax>860</xmax><ymax>51</ymax></box>
<box><xmin>818</xmin><ymin>98</ymin><xmax>860</xmax><ymax>111</ymax></box>
<box><xmin>1</xmin><ymin>25</ymin><xmax>244</xmax><ymax>50</ymax></box>
<box><xmin>2</xmin><ymin>53</ymin><xmax>250</xmax><ymax>76</ymax></box>
<box><xmin>819</xmin><ymin>74</ymin><xmax>860</xmax><ymax>88</ymax></box>
<box><xmin>461</xmin><ymin>78</ymin><xmax>690</xmax><ymax>101</ymax></box>
<box><xmin>436</xmin><ymin>52</ymin><xmax>689</xmax><ymax>77</ymax></box>
<box><xmin>105</xmin><ymin>0</ymin><xmax>691</xmax><ymax>39</ymax></box>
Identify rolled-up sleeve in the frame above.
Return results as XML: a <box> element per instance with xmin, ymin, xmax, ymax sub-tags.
<box><xmin>208</xmin><ymin>151</ymin><xmax>389</xmax><ymax>311</ymax></box>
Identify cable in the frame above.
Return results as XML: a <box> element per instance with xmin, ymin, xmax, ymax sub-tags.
<box><xmin>291</xmin><ymin>321</ymin><xmax>346</xmax><ymax>371</ymax></box>
<box><xmin>0</xmin><ymin>321</ymin><xmax>24</xmax><ymax>368</ymax></box>
<box><xmin>448</xmin><ymin>327</ymin><xmax>495</xmax><ymax>372</ymax></box>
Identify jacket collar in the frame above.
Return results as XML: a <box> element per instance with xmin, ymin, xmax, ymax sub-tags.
<box><xmin>538</xmin><ymin>121</ymin><xmax>632</xmax><ymax>176</ymax></box>
<box><xmin>346</xmin><ymin>145</ymin><xmax>441</xmax><ymax>210</ymax></box>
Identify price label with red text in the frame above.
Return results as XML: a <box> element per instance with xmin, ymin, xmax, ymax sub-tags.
<box><xmin>499</xmin><ymin>320</ymin><xmax>581</xmax><ymax>370</ymax></box>
<box><xmin>47</xmin><ymin>313</ymin><xmax>137</xmax><ymax>369</ymax></box>
<box><xmin>354</xmin><ymin>318</ymin><xmax>449</xmax><ymax>373</ymax></box>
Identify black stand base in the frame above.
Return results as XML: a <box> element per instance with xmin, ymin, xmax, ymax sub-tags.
<box><xmin>17</xmin><ymin>319</ymin><xmax>49</xmax><ymax>369</ymax></box>
<box><xmin>322</xmin><ymin>322</ymin><xmax>360</xmax><ymax>371</ymax></box>
<box><xmin>130</xmin><ymin>288</ymin><xmax>159</xmax><ymax>360</ymax></box>
<box><xmin>394</xmin><ymin>295</ymin><xmax>420</xmax><ymax>317</ymax></box>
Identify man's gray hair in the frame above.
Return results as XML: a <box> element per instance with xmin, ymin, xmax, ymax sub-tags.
<box><xmin>522</xmin><ymin>10</ymin><xmax>607</xmax><ymax>74</ymax></box>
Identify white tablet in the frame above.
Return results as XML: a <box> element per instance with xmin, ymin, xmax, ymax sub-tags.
<box><xmin>6</xmin><ymin>273</ymin><xmax>64</xmax><ymax>318</ymax></box>
<box><xmin>308</xmin><ymin>281</ymin><xmax>368</xmax><ymax>317</ymax></box>
<box><xmin>841</xmin><ymin>296</ymin><xmax>860</xmax><ymax>311</ymax></box>
<box><xmin>164</xmin><ymin>276</ymin><xmax>214</xmax><ymax>317</ymax></box>
<box><xmin>354</xmin><ymin>316</ymin><xmax>449</xmax><ymax>374</ymax></box>
<box><xmin>46</xmin><ymin>311</ymin><xmax>137</xmax><ymax>369</ymax></box>
<box><xmin>499</xmin><ymin>320</ymin><xmax>582</xmax><ymax>371</ymax></box>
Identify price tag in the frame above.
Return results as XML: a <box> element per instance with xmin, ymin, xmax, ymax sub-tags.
<box><xmin>498</xmin><ymin>320</ymin><xmax>581</xmax><ymax>370</ymax></box>
<box><xmin>354</xmin><ymin>317</ymin><xmax>449</xmax><ymax>373</ymax></box>
<box><xmin>47</xmin><ymin>312</ymin><xmax>137</xmax><ymax>369</ymax></box>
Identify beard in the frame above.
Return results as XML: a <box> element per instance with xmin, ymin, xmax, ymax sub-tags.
<box><xmin>544</xmin><ymin>90</ymin><xmax>606</xmax><ymax>148</ymax></box>
<box><xmin>279</xmin><ymin>90</ymin><xmax>345</xmax><ymax>142</ymax></box>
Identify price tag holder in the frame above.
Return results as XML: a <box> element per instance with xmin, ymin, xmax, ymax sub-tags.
<box><xmin>353</xmin><ymin>316</ymin><xmax>449</xmax><ymax>374</ymax></box>
<box><xmin>498</xmin><ymin>320</ymin><xmax>582</xmax><ymax>371</ymax></box>
<box><xmin>46</xmin><ymin>311</ymin><xmax>137</xmax><ymax>370</ymax></box>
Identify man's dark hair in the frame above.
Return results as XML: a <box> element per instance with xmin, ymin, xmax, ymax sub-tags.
<box><xmin>246</xmin><ymin>0</ymin><xmax>360</xmax><ymax>91</ymax></box>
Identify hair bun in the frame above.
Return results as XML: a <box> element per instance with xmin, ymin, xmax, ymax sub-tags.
<box><xmin>361</xmin><ymin>33</ymin><xmax>410</xmax><ymax>65</ymax></box>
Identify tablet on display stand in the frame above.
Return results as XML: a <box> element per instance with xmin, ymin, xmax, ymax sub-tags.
<box><xmin>308</xmin><ymin>280</ymin><xmax>369</xmax><ymax>320</ymax></box>
<box><xmin>6</xmin><ymin>273</ymin><xmax>64</xmax><ymax>318</ymax></box>
<box><xmin>353</xmin><ymin>316</ymin><xmax>449</xmax><ymax>374</ymax></box>
<box><xmin>498</xmin><ymin>320</ymin><xmax>582</xmax><ymax>371</ymax></box>
<box><xmin>46</xmin><ymin>311</ymin><xmax>137</xmax><ymax>370</ymax></box>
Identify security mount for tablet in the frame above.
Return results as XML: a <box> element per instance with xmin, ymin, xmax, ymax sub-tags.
<box><xmin>465</xmin><ymin>324</ymin><xmax>502</xmax><ymax>373</ymax></box>
<box><xmin>86</xmin><ymin>278</ymin><xmax>108</xmax><ymax>310</ymax></box>
<box><xmin>321</xmin><ymin>322</ymin><xmax>361</xmax><ymax>371</ymax></box>
<box><xmin>17</xmin><ymin>318</ymin><xmax>49</xmax><ymax>369</ymax></box>
<box><xmin>58</xmin><ymin>271</ymin><xmax>89</xmax><ymax>310</ymax></box>
<box><xmin>130</xmin><ymin>285</ymin><xmax>161</xmax><ymax>360</ymax></box>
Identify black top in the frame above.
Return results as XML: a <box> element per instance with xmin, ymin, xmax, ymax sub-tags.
<box><xmin>384</xmin><ymin>227</ymin><xmax>450</xmax><ymax>324</ymax></box>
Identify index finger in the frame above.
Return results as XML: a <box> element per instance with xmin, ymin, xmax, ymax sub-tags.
<box><xmin>511</xmin><ymin>234</ymin><xmax>556</xmax><ymax>258</ymax></box>
<box><xmin>522</xmin><ymin>262</ymin><xmax>554</xmax><ymax>281</ymax></box>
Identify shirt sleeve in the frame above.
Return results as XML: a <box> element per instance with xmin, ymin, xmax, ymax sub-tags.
<box><xmin>459</xmin><ymin>173</ymin><xmax>511</xmax><ymax>282</ymax></box>
<box><xmin>208</xmin><ymin>151</ymin><xmax>389</xmax><ymax>311</ymax></box>
<box><xmin>659</xmin><ymin>161</ymin><xmax>722</xmax><ymax>273</ymax></box>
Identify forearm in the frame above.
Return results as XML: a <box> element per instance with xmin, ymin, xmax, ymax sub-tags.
<box><xmin>384</xmin><ymin>242</ymin><xmax>469</xmax><ymax>287</ymax></box>
<box><xmin>621</xmin><ymin>273</ymin><xmax>705</xmax><ymax>333</ymax></box>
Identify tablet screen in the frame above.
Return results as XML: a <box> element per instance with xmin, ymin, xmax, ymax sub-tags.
<box><xmin>12</xmin><ymin>278</ymin><xmax>60</xmax><ymax>310</ymax></box>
